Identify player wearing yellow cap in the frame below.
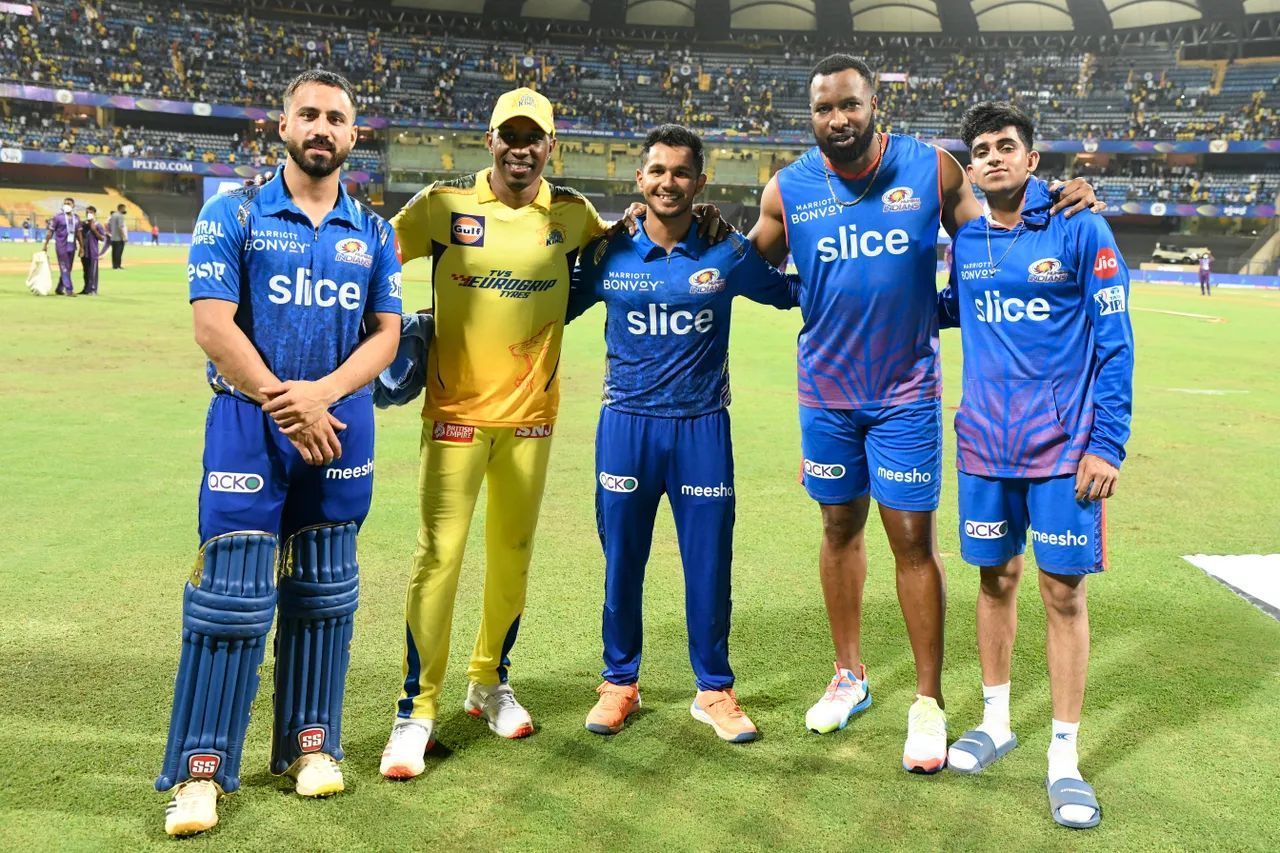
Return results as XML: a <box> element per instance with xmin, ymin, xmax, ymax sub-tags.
<box><xmin>379</xmin><ymin>87</ymin><xmax>608</xmax><ymax>779</ymax></box>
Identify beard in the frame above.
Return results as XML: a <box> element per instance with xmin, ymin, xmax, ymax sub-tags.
<box><xmin>286</xmin><ymin>136</ymin><xmax>349</xmax><ymax>178</ymax></box>
<box><xmin>816</xmin><ymin>115</ymin><xmax>877</xmax><ymax>167</ymax></box>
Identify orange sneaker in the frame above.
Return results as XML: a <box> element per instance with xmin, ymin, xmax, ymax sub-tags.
<box><xmin>585</xmin><ymin>682</ymin><xmax>641</xmax><ymax>735</ymax></box>
<box><xmin>690</xmin><ymin>688</ymin><xmax>759</xmax><ymax>743</ymax></box>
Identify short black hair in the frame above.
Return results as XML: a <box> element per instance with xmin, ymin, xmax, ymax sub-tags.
<box><xmin>283</xmin><ymin>70</ymin><xmax>357</xmax><ymax>115</ymax></box>
<box><xmin>641</xmin><ymin>124</ymin><xmax>704</xmax><ymax>175</ymax></box>
<box><xmin>86</xmin><ymin>205</ymin><xmax>97</xmax><ymax>212</ymax></box>
<box><xmin>809</xmin><ymin>54</ymin><xmax>875</xmax><ymax>90</ymax></box>
<box><xmin>63</xmin><ymin>197</ymin><xmax>73</xmax><ymax>203</ymax></box>
<box><xmin>961</xmin><ymin>101</ymin><xmax>1035</xmax><ymax>152</ymax></box>
<box><xmin>117</xmin><ymin>204</ymin><xmax>126</xmax><ymax>211</ymax></box>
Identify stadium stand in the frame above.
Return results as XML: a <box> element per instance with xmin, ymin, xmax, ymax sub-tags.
<box><xmin>0</xmin><ymin>186</ymin><xmax>150</xmax><ymax>230</ymax></box>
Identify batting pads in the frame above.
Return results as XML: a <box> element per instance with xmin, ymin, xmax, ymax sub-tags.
<box><xmin>157</xmin><ymin>532</ymin><xmax>278</xmax><ymax>793</ymax></box>
<box><xmin>156</xmin><ymin>523</ymin><xmax>359</xmax><ymax>792</ymax></box>
<box><xmin>270</xmin><ymin>523</ymin><xmax>359</xmax><ymax>775</ymax></box>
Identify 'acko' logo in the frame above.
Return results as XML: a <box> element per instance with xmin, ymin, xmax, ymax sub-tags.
<box><xmin>298</xmin><ymin>727</ymin><xmax>325</xmax><ymax>753</ymax></box>
<box><xmin>188</xmin><ymin>753</ymin><xmax>221</xmax><ymax>778</ymax></box>
<box><xmin>451</xmin><ymin>213</ymin><xmax>485</xmax><ymax>246</ymax></box>
<box><xmin>803</xmin><ymin>460</ymin><xmax>846</xmax><ymax>480</ymax></box>
<box><xmin>964</xmin><ymin>520</ymin><xmax>1008</xmax><ymax>540</ymax></box>
<box><xmin>1093</xmin><ymin>247</ymin><xmax>1119</xmax><ymax>280</ymax></box>
<box><xmin>207</xmin><ymin>472</ymin><xmax>264</xmax><ymax>493</ymax></box>
<box><xmin>599</xmin><ymin>472</ymin><xmax>638</xmax><ymax>493</ymax></box>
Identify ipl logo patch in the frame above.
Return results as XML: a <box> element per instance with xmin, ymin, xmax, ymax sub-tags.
<box><xmin>1027</xmin><ymin>257</ymin><xmax>1070</xmax><ymax>283</ymax></box>
<box><xmin>335</xmin><ymin>237</ymin><xmax>372</xmax><ymax>268</ymax></box>
<box><xmin>451</xmin><ymin>213</ymin><xmax>485</xmax><ymax>247</ymax></box>
<box><xmin>688</xmin><ymin>267</ymin><xmax>725</xmax><ymax>294</ymax></box>
<box><xmin>881</xmin><ymin>186</ymin><xmax>921</xmax><ymax>213</ymax></box>
<box><xmin>1094</xmin><ymin>285</ymin><xmax>1127</xmax><ymax>316</ymax></box>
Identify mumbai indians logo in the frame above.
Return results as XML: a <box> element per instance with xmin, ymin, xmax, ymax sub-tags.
<box><xmin>451</xmin><ymin>213</ymin><xmax>485</xmax><ymax>246</ymax></box>
<box><xmin>335</xmin><ymin>237</ymin><xmax>372</xmax><ymax>268</ymax></box>
<box><xmin>1027</xmin><ymin>257</ymin><xmax>1069</xmax><ymax>283</ymax></box>
<box><xmin>803</xmin><ymin>460</ymin><xmax>846</xmax><ymax>480</ymax></box>
<box><xmin>544</xmin><ymin>222</ymin><xmax>566</xmax><ymax>246</ymax></box>
<box><xmin>207</xmin><ymin>471</ymin><xmax>264</xmax><ymax>493</ymax></box>
<box><xmin>688</xmin><ymin>267</ymin><xmax>725</xmax><ymax>294</ymax></box>
<box><xmin>599</xmin><ymin>472</ymin><xmax>639</xmax><ymax>493</ymax></box>
<box><xmin>881</xmin><ymin>186</ymin><xmax>921</xmax><ymax>213</ymax></box>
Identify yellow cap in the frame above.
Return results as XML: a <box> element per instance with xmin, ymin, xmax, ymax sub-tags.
<box><xmin>489</xmin><ymin>87</ymin><xmax>555</xmax><ymax>135</ymax></box>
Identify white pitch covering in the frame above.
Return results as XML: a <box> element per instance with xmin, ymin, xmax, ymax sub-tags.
<box><xmin>1183</xmin><ymin>554</ymin><xmax>1280</xmax><ymax>620</ymax></box>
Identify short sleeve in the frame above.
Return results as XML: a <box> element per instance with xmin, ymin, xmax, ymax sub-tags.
<box><xmin>578</xmin><ymin>198</ymin><xmax>608</xmax><ymax>250</ymax></box>
<box><xmin>390</xmin><ymin>185</ymin><xmax>434</xmax><ymax>264</ymax></box>
<box><xmin>368</xmin><ymin>216</ymin><xmax>405</xmax><ymax>315</ymax></box>
<box><xmin>188</xmin><ymin>194</ymin><xmax>245</xmax><ymax>304</ymax></box>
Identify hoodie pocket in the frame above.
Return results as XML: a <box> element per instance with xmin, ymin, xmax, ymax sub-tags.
<box><xmin>956</xmin><ymin>379</ymin><xmax>1070</xmax><ymax>469</ymax></box>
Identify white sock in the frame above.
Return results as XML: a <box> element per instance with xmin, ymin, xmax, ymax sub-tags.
<box><xmin>977</xmin><ymin>682</ymin><xmax>1012</xmax><ymax>744</ymax></box>
<box><xmin>1048</xmin><ymin>720</ymin><xmax>1096</xmax><ymax>823</ymax></box>
<box><xmin>947</xmin><ymin>682</ymin><xmax>1012</xmax><ymax>771</ymax></box>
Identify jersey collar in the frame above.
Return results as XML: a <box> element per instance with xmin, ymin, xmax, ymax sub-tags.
<box><xmin>258</xmin><ymin>167</ymin><xmax>363</xmax><ymax>229</ymax></box>
<box><xmin>631</xmin><ymin>216</ymin><xmax>705</xmax><ymax>262</ymax></box>
<box><xmin>476</xmin><ymin>168</ymin><xmax>552</xmax><ymax>211</ymax></box>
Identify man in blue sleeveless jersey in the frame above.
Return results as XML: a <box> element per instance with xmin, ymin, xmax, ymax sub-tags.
<box><xmin>568</xmin><ymin>125</ymin><xmax>799</xmax><ymax>743</ymax></box>
<box><xmin>939</xmin><ymin>102</ymin><xmax>1132</xmax><ymax>830</ymax></box>
<box><xmin>155</xmin><ymin>70</ymin><xmax>402</xmax><ymax>837</ymax></box>
<box><xmin>748</xmin><ymin>54</ymin><xmax>1101</xmax><ymax>773</ymax></box>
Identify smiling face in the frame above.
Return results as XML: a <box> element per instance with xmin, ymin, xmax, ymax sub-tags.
<box><xmin>279</xmin><ymin>81</ymin><xmax>356</xmax><ymax>178</ymax></box>
<box><xmin>966</xmin><ymin>124</ymin><xmax>1040</xmax><ymax>197</ymax></box>
<box><xmin>810</xmin><ymin>68</ymin><xmax>878</xmax><ymax>167</ymax></box>
<box><xmin>487</xmin><ymin>116</ymin><xmax>554</xmax><ymax>196</ymax></box>
<box><xmin>636</xmin><ymin>142</ymin><xmax>706</xmax><ymax>221</ymax></box>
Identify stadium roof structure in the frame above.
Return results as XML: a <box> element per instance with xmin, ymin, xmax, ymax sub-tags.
<box><xmin>386</xmin><ymin>0</ymin><xmax>1280</xmax><ymax>34</ymax></box>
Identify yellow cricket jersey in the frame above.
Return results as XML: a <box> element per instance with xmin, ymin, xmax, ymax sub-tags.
<box><xmin>391</xmin><ymin>168</ymin><xmax>607</xmax><ymax>427</ymax></box>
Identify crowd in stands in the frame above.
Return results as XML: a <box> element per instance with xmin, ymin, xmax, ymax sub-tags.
<box><xmin>2</xmin><ymin>1</ymin><xmax>1278</xmax><ymax>142</ymax></box>
<box><xmin>0</xmin><ymin>107</ymin><xmax>383</xmax><ymax>173</ymax></box>
<box><xmin>1075</xmin><ymin>159</ymin><xmax>1278</xmax><ymax>206</ymax></box>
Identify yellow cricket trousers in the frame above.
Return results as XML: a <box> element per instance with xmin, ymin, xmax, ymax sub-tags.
<box><xmin>396</xmin><ymin>420</ymin><xmax>554</xmax><ymax>719</ymax></box>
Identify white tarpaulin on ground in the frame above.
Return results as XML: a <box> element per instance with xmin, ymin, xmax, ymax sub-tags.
<box><xmin>1183</xmin><ymin>554</ymin><xmax>1280</xmax><ymax>620</ymax></box>
<box><xmin>26</xmin><ymin>251</ymin><xmax>52</xmax><ymax>295</ymax></box>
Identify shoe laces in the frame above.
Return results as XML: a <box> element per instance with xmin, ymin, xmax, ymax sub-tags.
<box><xmin>389</xmin><ymin>723</ymin><xmax>426</xmax><ymax>747</ymax></box>
<box><xmin>491</xmin><ymin>685</ymin><xmax>522</xmax><ymax>714</ymax></box>
<box><xmin>702</xmin><ymin>689</ymin><xmax>744</xmax><ymax>718</ymax></box>
<box><xmin>824</xmin><ymin>663</ymin><xmax>864</xmax><ymax>702</ymax></box>
<box><xmin>909</xmin><ymin>697</ymin><xmax>947</xmax><ymax>737</ymax></box>
<box><xmin>596</xmin><ymin>682</ymin><xmax>635</xmax><ymax>710</ymax></box>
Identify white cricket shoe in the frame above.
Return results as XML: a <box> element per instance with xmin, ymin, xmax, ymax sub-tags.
<box><xmin>379</xmin><ymin>719</ymin><xmax>435</xmax><ymax>780</ymax></box>
<box><xmin>289</xmin><ymin>752</ymin><xmax>344</xmax><ymax>797</ymax></box>
<box><xmin>903</xmin><ymin>694</ymin><xmax>948</xmax><ymax>774</ymax></box>
<box><xmin>164</xmin><ymin>779</ymin><xmax>218</xmax><ymax>837</ymax></box>
<box><xmin>465</xmin><ymin>681</ymin><xmax>534</xmax><ymax>739</ymax></box>
<box><xmin>805</xmin><ymin>663</ymin><xmax>872</xmax><ymax>734</ymax></box>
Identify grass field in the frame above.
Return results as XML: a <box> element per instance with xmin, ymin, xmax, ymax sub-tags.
<box><xmin>0</xmin><ymin>241</ymin><xmax>1277</xmax><ymax>851</ymax></box>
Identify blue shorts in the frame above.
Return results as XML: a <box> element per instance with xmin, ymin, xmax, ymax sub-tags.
<box><xmin>799</xmin><ymin>399</ymin><xmax>942</xmax><ymax>510</ymax></box>
<box><xmin>198</xmin><ymin>393</ymin><xmax>376</xmax><ymax>543</ymax></box>
<box><xmin>957</xmin><ymin>471</ymin><xmax>1107</xmax><ymax>576</ymax></box>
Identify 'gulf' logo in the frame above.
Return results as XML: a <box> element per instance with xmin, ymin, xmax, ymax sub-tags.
<box><xmin>451</xmin><ymin>213</ymin><xmax>485</xmax><ymax>246</ymax></box>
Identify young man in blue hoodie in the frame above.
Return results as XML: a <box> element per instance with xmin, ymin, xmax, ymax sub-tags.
<box><xmin>938</xmin><ymin>102</ymin><xmax>1134</xmax><ymax>830</ymax></box>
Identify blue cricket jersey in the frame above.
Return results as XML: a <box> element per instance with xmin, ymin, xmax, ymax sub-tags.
<box><xmin>776</xmin><ymin>134</ymin><xmax>942</xmax><ymax>410</ymax></box>
<box><xmin>569</xmin><ymin>222</ymin><xmax>798</xmax><ymax>417</ymax></box>
<box><xmin>940</xmin><ymin>176</ymin><xmax>1134</xmax><ymax>478</ymax></box>
<box><xmin>188</xmin><ymin>169</ymin><xmax>403</xmax><ymax>401</ymax></box>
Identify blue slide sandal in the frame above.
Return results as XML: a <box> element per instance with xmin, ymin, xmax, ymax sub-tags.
<box><xmin>947</xmin><ymin>729</ymin><xmax>1017</xmax><ymax>774</ymax></box>
<box><xmin>1047</xmin><ymin>777</ymin><xmax>1103</xmax><ymax>829</ymax></box>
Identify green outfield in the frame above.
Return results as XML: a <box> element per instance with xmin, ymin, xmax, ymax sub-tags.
<box><xmin>0</xmin><ymin>241</ymin><xmax>1277</xmax><ymax>851</ymax></box>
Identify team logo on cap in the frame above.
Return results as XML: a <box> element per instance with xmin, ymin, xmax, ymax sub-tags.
<box><xmin>881</xmin><ymin>186</ymin><xmax>921</xmax><ymax>213</ymax></box>
<box><xmin>1027</xmin><ymin>257</ymin><xmax>1069</xmax><ymax>283</ymax></box>
<box><xmin>451</xmin><ymin>213</ymin><xmax>485</xmax><ymax>246</ymax></box>
<box><xmin>688</xmin><ymin>267</ymin><xmax>725</xmax><ymax>294</ymax></box>
<box><xmin>518</xmin><ymin>94</ymin><xmax>537</xmax><ymax>107</ymax></box>
<box><xmin>335</xmin><ymin>237</ymin><xmax>372</xmax><ymax>268</ymax></box>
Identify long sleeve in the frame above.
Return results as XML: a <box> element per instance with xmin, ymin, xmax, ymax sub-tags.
<box><xmin>1077</xmin><ymin>216</ymin><xmax>1134</xmax><ymax>468</ymax></box>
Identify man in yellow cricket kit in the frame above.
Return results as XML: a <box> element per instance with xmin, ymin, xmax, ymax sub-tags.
<box><xmin>379</xmin><ymin>87</ymin><xmax>607</xmax><ymax>779</ymax></box>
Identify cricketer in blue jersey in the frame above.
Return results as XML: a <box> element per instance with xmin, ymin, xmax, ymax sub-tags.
<box><xmin>156</xmin><ymin>71</ymin><xmax>402</xmax><ymax>838</ymax></box>
<box><xmin>748</xmin><ymin>53</ymin><xmax>1104</xmax><ymax>774</ymax></box>
<box><xmin>567</xmin><ymin>125</ymin><xmax>799</xmax><ymax>743</ymax></box>
<box><xmin>939</xmin><ymin>103</ymin><xmax>1133</xmax><ymax>831</ymax></box>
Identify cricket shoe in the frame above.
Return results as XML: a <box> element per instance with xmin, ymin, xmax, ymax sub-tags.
<box><xmin>805</xmin><ymin>663</ymin><xmax>872</xmax><ymax>734</ymax></box>
<box><xmin>690</xmin><ymin>688</ymin><xmax>759</xmax><ymax>743</ymax></box>
<box><xmin>465</xmin><ymin>681</ymin><xmax>534</xmax><ymax>739</ymax></box>
<box><xmin>903</xmin><ymin>694</ymin><xmax>948</xmax><ymax>774</ymax></box>
<box><xmin>288</xmin><ymin>752</ymin><xmax>344</xmax><ymax>797</ymax></box>
<box><xmin>380</xmin><ymin>719</ymin><xmax>435</xmax><ymax>780</ymax></box>
<box><xmin>585</xmin><ymin>681</ymin><xmax>642</xmax><ymax>735</ymax></box>
<box><xmin>164</xmin><ymin>779</ymin><xmax>218</xmax><ymax>837</ymax></box>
